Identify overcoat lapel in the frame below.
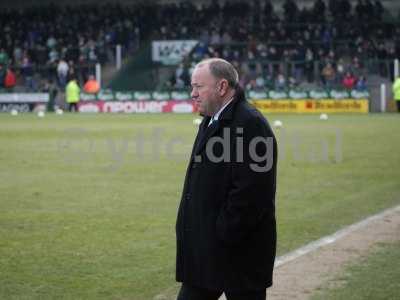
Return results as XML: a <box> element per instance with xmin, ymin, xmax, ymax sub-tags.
<box><xmin>189</xmin><ymin>116</ymin><xmax>209</xmax><ymax>160</ymax></box>
<box><xmin>194</xmin><ymin>119</ymin><xmax>222</xmax><ymax>156</ymax></box>
<box><xmin>192</xmin><ymin>87</ymin><xmax>246</xmax><ymax>157</ymax></box>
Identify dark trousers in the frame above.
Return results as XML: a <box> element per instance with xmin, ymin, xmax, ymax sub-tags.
<box><xmin>177</xmin><ymin>284</ymin><xmax>266</xmax><ymax>300</ymax></box>
<box><xmin>68</xmin><ymin>103</ymin><xmax>78</xmax><ymax>112</ymax></box>
<box><xmin>396</xmin><ymin>101</ymin><xmax>400</xmax><ymax>112</ymax></box>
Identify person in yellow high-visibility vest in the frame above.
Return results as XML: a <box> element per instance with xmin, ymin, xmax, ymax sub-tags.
<box><xmin>66</xmin><ymin>77</ymin><xmax>80</xmax><ymax>112</ymax></box>
<box><xmin>393</xmin><ymin>77</ymin><xmax>400</xmax><ymax>112</ymax></box>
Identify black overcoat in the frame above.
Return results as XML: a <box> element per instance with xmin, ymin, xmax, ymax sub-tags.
<box><xmin>176</xmin><ymin>89</ymin><xmax>277</xmax><ymax>292</ymax></box>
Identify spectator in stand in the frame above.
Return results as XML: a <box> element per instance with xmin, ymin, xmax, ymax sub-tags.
<box><xmin>321</xmin><ymin>62</ymin><xmax>336</xmax><ymax>88</ymax></box>
<box><xmin>275</xmin><ymin>73</ymin><xmax>287</xmax><ymax>90</ymax></box>
<box><xmin>355</xmin><ymin>76</ymin><xmax>367</xmax><ymax>91</ymax></box>
<box><xmin>288</xmin><ymin>76</ymin><xmax>298</xmax><ymax>89</ymax></box>
<box><xmin>174</xmin><ymin>63</ymin><xmax>190</xmax><ymax>89</ymax></box>
<box><xmin>67</xmin><ymin>60</ymin><xmax>76</xmax><ymax>82</ymax></box>
<box><xmin>329</xmin><ymin>0</ymin><xmax>339</xmax><ymax>18</ymax></box>
<box><xmin>335</xmin><ymin>58</ymin><xmax>346</xmax><ymax>83</ymax></box>
<box><xmin>47</xmin><ymin>34</ymin><xmax>57</xmax><ymax>50</ymax></box>
<box><xmin>4</xmin><ymin>67</ymin><xmax>16</xmax><ymax>91</ymax></box>
<box><xmin>377</xmin><ymin>44</ymin><xmax>388</xmax><ymax>77</ymax></box>
<box><xmin>387</xmin><ymin>46</ymin><xmax>397</xmax><ymax>81</ymax></box>
<box><xmin>304</xmin><ymin>48</ymin><xmax>314</xmax><ymax>82</ymax></box>
<box><xmin>13</xmin><ymin>43</ymin><xmax>23</xmax><ymax>67</ymax></box>
<box><xmin>263</xmin><ymin>0</ymin><xmax>274</xmax><ymax>19</ymax></box>
<box><xmin>355</xmin><ymin>0</ymin><xmax>363</xmax><ymax>19</ymax></box>
<box><xmin>210</xmin><ymin>30</ymin><xmax>221</xmax><ymax>46</ymax></box>
<box><xmin>0</xmin><ymin>48</ymin><xmax>9</xmax><ymax>66</ymax></box>
<box><xmin>339</xmin><ymin>0</ymin><xmax>352</xmax><ymax>19</ymax></box>
<box><xmin>255</xmin><ymin>73</ymin><xmax>266</xmax><ymax>90</ymax></box>
<box><xmin>350</xmin><ymin>57</ymin><xmax>364</xmax><ymax>78</ymax></box>
<box><xmin>264</xmin><ymin>73</ymin><xmax>275</xmax><ymax>90</ymax></box>
<box><xmin>21</xmin><ymin>52</ymin><xmax>35</xmax><ymax>91</ymax></box>
<box><xmin>192</xmin><ymin>42</ymin><xmax>209</xmax><ymax>61</ymax></box>
<box><xmin>0</xmin><ymin>64</ymin><xmax>5</xmax><ymax>89</ymax></box>
<box><xmin>342</xmin><ymin>71</ymin><xmax>357</xmax><ymax>90</ymax></box>
<box><xmin>283</xmin><ymin>0</ymin><xmax>298</xmax><ymax>21</ymax></box>
<box><xmin>35</xmin><ymin>43</ymin><xmax>49</xmax><ymax>72</ymax></box>
<box><xmin>245</xmin><ymin>79</ymin><xmax>257</xmax><ymax>91</ymax></box>
<box><xmin>364</xmin><ymin>0</ymin><xmax>375</xmax><ymax>19</ymax></box>
<box><xmin>48</xmin><ymin>47</ymin><xmax>59</xmax><ymax>65</ymax></box>
<box><xmin>374</xmin><ymin>0</ymin><xmax>384</xmax><ymax>20</ymax></box>
<box><xmin>313</xmin><ymin>0</ymin><xmax>326</xmax><ymax>21</ymax></box>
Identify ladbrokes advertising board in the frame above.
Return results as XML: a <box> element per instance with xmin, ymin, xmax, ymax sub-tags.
<box><xmin>251</xmin><ymin>99</ymin><xmax>369</xmax><ymax>113</ymax></box>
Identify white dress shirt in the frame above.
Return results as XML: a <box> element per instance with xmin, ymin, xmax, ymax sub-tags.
<box><xmin>208</xmin><ymin>97</ymin><xmax>234</xmax><ymax>126</ymax></box>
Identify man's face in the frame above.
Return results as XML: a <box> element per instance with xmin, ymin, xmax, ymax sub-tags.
<box><xmin>191</xmin><ymin>65</ymin><xmax>221</xmax><ymax>117</ymax></box>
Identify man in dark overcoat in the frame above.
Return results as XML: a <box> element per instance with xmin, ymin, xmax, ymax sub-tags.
<box><xmin>176</xmin><ymin>58</ymin><xmax>277</xmax><ymax>300</ymax></box>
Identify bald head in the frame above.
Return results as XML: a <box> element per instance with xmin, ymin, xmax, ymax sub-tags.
<box><xmin>191</xmin><ymin>58</ymin><xmax>238</xmax><ymax>117</ymax></box>
<box><xmin>195</xmin><ymin>58</ymin><xmax>239</xmax><ymax>89</ymax></box>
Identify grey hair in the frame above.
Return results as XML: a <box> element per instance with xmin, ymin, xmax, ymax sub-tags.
<box><xmin>197</xmin><ymin>58</ymin><xmax>239</xmax><ymax>88</ymax></box>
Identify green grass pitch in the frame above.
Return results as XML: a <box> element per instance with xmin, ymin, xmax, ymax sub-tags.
<box><xmin>0</xmin><ymin>113</ymin><xmax>399</xmax><ymax>299</ymax></box>
<box><xmin>311</xmin><ymin>241</ymin><xmax>400</xmax><ymax>300</ymax></box>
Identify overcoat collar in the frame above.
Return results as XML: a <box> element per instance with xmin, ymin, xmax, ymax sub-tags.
<box><xmin>194</xmin><ymin>87</ymin><xmax>246</xmax><ymax>156</ymax></box>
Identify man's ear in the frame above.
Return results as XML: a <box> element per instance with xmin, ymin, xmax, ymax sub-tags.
<box><xmin>219</xmin><ymin>79</ymin><xmax>229</xmax><ymax>96</ymax></box>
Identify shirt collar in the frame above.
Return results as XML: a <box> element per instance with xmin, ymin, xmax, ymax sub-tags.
<box><xmin>212</xmin><ymin>97</ymin><xmax>234</xmax><ymax>122</ymax></box>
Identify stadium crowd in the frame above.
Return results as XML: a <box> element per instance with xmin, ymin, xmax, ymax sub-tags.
<box><xmin>0</xmin><ymin>3</ymin><xmax>140</xmax><ymax>91</ymax></box>
<box><xmin>0</xmin><ymin>0</ymin><xmax>399</xmax><ymax>92</ymax></box>
<box><xmin>167</xmin><ymin>0</ymin><xmax>399</xmax><ymax>91</ymax></box>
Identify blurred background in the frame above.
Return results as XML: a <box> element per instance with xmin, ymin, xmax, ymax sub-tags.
<box><xmin>0</xmin><ymin>0</ymin><xmax>399</xmax><ymax>112</ymax></box>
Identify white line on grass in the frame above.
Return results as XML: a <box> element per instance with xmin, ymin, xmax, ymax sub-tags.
<box><xmin>219</xmin><ymin>205</ymin><xmax>400</xmax><ymax>300</ymax></box>
<box><xmin>155</xmin><ymin>205</ymin><xmax>400</xmax><ymax>300</ymax></box>
<box><xmin>274</xmin><ymin>204</ymin><xmax>400</xmax><ymax>268</ymax></box>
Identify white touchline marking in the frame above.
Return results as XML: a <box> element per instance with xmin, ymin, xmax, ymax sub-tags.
<box><xmin>156</xmin><ymin>205</ymin><xmax>400</xmax><ymax>300</ymax></box>
<box><xmin>221</xmin><ymin>205</ymin><xmax>400</xmax><ymax>300</ymax></box>
<box><xmin>274</xmin><ymin>204</ymin><xmax>400</xmax><ymax>268</ymax></box>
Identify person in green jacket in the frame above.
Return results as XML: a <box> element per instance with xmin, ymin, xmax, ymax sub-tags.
<box><xmin>0</xmin><ymin>48</ymin><xmax>9</xmax><ymax>66</ymax></box>
<box><xmin>393</xmin><ymin>77</ymin><xmax>400</xmax><ymax>112</ymax></box>
<box><xmin>66</xmin><ymin>77</ymin><xmax>80</xmax><ymax>112</ymax></box>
